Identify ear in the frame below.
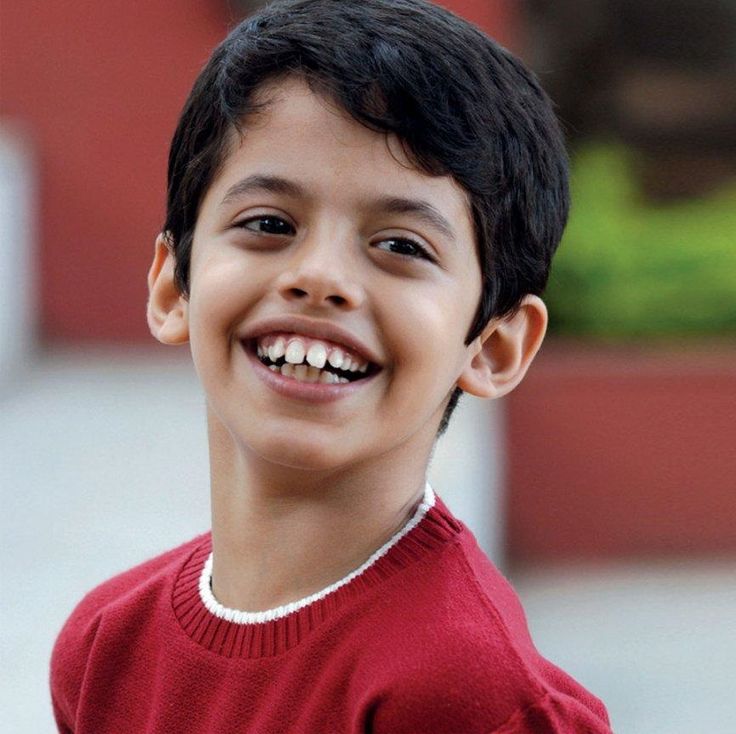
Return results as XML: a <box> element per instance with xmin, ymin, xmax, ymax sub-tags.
<box><xmin>456</xmin><ymin>295</ymin><xmax>548</xmax><ymax>399</ymax></box>
<box><xmin>146</xmin><ymin>233</ymin><xmax>189</xmax><ymax>345</ymax></box>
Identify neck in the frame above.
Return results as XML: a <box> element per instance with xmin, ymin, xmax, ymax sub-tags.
<box><xmin>207</xmin><ymin>412</ymin><xmax>433</xmax><ymax>613</ymax></box>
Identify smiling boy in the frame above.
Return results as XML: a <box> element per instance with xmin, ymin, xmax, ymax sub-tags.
<box><xmin>50</xmin><ymin>1</ymin><xmax>612</xmax><ymax>732</ymax></box>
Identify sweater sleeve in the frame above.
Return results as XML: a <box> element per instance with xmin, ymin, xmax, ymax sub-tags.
<box><xmin>363</xmin><ymin>618</ymin><xmax>613</xmax><ymax>734</ymax></box>
<box><xmin>51</xmin><ymin>691</ymin><xmax>74</xmax><ymax>734</ymax></box>
<box><xmin>48</xmin><ymin>536</ymin><xmax>207</xmax><ymax>732</ymax></box>
<box><xmin>49</xmin><ymin>601</ymin><xmax>103</xmax><ymax>733</ymax></box>
<box><xmin>492</xmin><ymin>691</ymin><xmax>613</xmax><ymax>733</ymax></box>
<box><xmin>370</xmin><ymin>687</ymin><xmax>612</xmax><ymax>734</ymax></box>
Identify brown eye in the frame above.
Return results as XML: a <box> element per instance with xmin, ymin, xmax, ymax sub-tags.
<box><xmin>375</xmin><ymin>237</ymin><xmax>433</xmax><ymax>261</ymax></box>
<box><xmin>238</xmin><ymin>216</ymin><xmax>295</xmax><ymax>236</ymax></box>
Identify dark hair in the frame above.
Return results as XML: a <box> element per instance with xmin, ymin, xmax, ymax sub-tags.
<box><xmin>163</xmin><ymin>0</ymin><xmax>569</xmax><ymax>435</ymax></box>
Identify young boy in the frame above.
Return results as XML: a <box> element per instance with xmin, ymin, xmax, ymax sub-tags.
<box><xmin>50</xmin><ymin>1</ymin><xmax>613</xmax><ymax>731</ymax></box>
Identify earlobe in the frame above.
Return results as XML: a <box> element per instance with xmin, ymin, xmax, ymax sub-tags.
<box><xmin>456</xmin><ymin>295</ymin><xmax>548</xmax><ymax>399</ymax></box>
<box><xmin>146</xmin><ymin>233</ymin><xmax>189</xmax><ymax>345</ymax></box>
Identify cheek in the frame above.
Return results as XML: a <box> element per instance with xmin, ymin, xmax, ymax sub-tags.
<box><xmin>388</xmin><ymin>289</ymin><xmax>471</xmax><ymax>380</ymax></box>
<box><xmin>189</xmin><ymin>253</ymin><xmax>254</xmax><ymax>325</ymax></box>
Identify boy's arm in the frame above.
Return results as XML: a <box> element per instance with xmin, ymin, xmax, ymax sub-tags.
<box><xmin>370</xmin><ymin>688</ymin><xmax>613</xmax><ymax>734</ymax></box>
<box><xmin>365</xmin><ymin>646</ymin><xmax>613</xmax><ymax>734</ymax></box>
<box><xmin>489</xmin><ymin>691</ymin><xmax>614</xmax><ymax>734</ymax></box>
<box><xmin>51</xmin><ymin>691</ymin><xmax>74</xmax><ymax>734</ymax></box>
<box><xmin>362</xmin><ymin>613</ymin><xmax>613</xmax><ymax>733</ymax></box>
<box><xmin>49</xmin><ymin>598</ymin><xmax>104</xmax><ymax>733</ymax></box>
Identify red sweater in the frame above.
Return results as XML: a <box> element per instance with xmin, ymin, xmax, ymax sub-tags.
<box><xmin>50</xmin><ymin>491</ymin><xmax>612</xmax><ymax>733</ymax></box>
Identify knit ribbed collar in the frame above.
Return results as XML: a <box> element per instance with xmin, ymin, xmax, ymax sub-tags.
<box><xmin>171</xmin><ymin>485</ymin><xmax>462</xmax><ymax>658</ymax></box>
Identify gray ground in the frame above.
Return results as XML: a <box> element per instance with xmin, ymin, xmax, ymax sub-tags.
<box><xmin>2</xmin><ymin>349</ymin><xmax>734</xmax><ymax>733</ymax></box>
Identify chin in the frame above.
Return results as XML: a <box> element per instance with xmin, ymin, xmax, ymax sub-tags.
<box><xmin>247</xmin><ymin>431</ymin><xmax>356</xmax><ymax>473</ymax></box>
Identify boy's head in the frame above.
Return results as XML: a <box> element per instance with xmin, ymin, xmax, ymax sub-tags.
<box><xmin>151</xmin><ymin>0</ymin><xmax>568</xmax><ymax>450</ymax></box>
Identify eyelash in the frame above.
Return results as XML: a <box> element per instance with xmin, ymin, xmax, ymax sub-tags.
<box><xmin>234</xmin><ymin>215</ymin><xmax>434</xmax><ymax>262</ymax></box>
<box><xmin>236</xmin><ymin>215</ymin><xmax>295</xmax><ymax>237</ymax></box>
<box><xmin>374</xmin><ymin>238</ymin><xmax>433</xmax><ymax>261</ymax></box>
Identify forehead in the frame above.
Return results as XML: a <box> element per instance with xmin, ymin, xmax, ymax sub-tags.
<box><xmin>203</xmin><ymin>76</ymin><xmax>475</xmax><ymax>238</ymax></box>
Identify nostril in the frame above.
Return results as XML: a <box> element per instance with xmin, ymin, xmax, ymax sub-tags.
<box><xmin>286</xmin><ymin>288</ymin><xmax>349</xmax><ymax>307</ymax></box>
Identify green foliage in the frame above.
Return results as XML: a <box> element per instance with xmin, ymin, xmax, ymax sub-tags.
<box><xmin>545</xmin><ymin>145</ymin><xmax>736</xmax><ymax>339</ymax></box>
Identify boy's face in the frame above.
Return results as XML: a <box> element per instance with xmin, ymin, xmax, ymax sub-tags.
<box><xmin>157</xmin><ymin>77</ymin><xmax>494</xmax><ymax>472</ymax></box>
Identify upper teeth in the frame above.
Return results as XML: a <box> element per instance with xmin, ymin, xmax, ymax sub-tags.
<box><xmin>256</xmin><ymin>335</ymin><xmax>369</xmax><ymax>373</ymax></box>
<box><xmin>285</xmin><ymin>339</ymin><xmax>305</xmax><ymax>365</ymax></box>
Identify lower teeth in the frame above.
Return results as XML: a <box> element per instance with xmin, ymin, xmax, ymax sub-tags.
<box><xmin>268</xmin><ymin>363</ymin><xmax>349</xmax><ymax>384</ymax></box>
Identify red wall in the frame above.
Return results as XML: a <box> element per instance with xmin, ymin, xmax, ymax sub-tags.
<box><xmin>507</xmin><ymin>344</ymin><xmax>736</xmax><ymax>565</ymax></box>
<box><xmin>441</xmin><ymin>0</ymin><xmax>517</xmax><ymax>47</ymax></box>
<box><xmin>1</xmin><ymin>1</ymin><xmax>229</xmax><ymax>342</ymax></box>
<box><xmin>0</xmin><ymin>0</ymin><xmax>515</xmax><ymax>343</ymax></box>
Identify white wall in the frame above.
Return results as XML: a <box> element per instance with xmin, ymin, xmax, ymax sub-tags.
<box><xmin>428</xmin><ymin>394</ymin><xmax>506</xmax><ymax>567</ymax></box>
<box><xmin>0</xmin><ymin>124</ymin><xmax>36</xmax><ymax>387</ymax></box>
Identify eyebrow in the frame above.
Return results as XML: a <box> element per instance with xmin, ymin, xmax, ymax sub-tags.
<box><xmin>373</xmin><ymin>196</ymin><xmax>457</xmax><ymax>243</ymax></box>
<box><xmin>220</xmin><ymin>174</ymin><xmax>304</xmax><ymax>206</ymax></box>
<box><xmin>220</xmin><ymin>174</ymin><xmax>457</xmax><ymax>243</ymax></box>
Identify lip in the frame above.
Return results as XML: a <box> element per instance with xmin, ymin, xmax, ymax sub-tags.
<box><xmin>243</xmin><ymin>343</ymin><xmax>378</xmax><ymax>404</ymax></box>
<box><xmin>240</xmin><ymin>315</ymin><xmax>383</xmax><ymax>367</ymax></box>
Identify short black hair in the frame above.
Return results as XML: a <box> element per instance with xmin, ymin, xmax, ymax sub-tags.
<box><xmin>163</xmin><ymin>0</ymin><xmax>569</xmax><ymax>435</ymax></box>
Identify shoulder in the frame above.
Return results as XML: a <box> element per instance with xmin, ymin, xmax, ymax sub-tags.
<box><xmin>49</xmin><ymin>533</ymin><xmax>208</xmax><ymax>727</ymax></box>
<box><xmin>359</xmin><ymin>527</ymin><xmax>612</xmax><ymax>733</ymax></box>
<box><xmin>54</xmin><ymin>532</ymin><xmax>207</xmax><ymax>636</ymax></box>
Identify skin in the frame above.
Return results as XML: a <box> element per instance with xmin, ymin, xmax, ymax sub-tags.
<box><xmin>147</xmin><ymin>77</ymin><xmax>547</xmax><ymax>612</ymax></box>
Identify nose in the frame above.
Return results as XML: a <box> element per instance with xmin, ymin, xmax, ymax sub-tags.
<box><xmin>275</xmin><ymin>233</ymin><xmax>365</xmax><ymax>310</ymax></box>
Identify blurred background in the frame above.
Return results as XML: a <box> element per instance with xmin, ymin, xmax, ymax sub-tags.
<box><xmin>1</xmin><ymin>0</ymin><xmax>734</xmax><ymax>731</ymax></box>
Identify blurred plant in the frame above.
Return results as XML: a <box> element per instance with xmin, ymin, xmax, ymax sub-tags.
<box><xmin>545</xmin><ymin>145</ymin><xmax>736</xmax><ymax>339</ymax></box>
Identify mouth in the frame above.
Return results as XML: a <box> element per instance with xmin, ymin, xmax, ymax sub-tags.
<box><xmin>242</xmin><ymin>332</ymin><xmax>381</xmax><ymax>386</ymax></box>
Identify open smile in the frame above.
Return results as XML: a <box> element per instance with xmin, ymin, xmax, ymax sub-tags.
<box><xmin>241</xmin><ymin>335</ymin><xmax>381</xmax><ymax>402</ymax></box>
<box><xmin>256</xmin><ymin>332</ymin><xmax>377</xmax><ymax>381</ymax></box>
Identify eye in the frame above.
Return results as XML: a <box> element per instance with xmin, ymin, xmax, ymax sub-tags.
<box><xmin>236</xmin><ymin>215</ymin><xmax>295</xmax><ymax>236</ymax></box>
<box><xmin>374</xmin><ymin>237</ymin><xmax>434</xmax><ymax>261</ymax></box>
